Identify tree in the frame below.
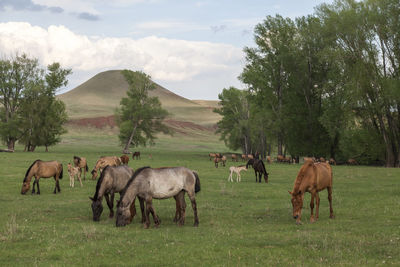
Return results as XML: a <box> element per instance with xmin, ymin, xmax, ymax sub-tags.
<box><xmin>0</xmin><ymin>54</ymin><xmax>70</xmax><ymax>151</ymax></box>
<box><xmin>214</xmin><ymin>87</ymin><xmax>252</xmax><ymax>153</ymax></box>
<box><xmin>116</xmin><ymin>70</ymin><xmax>170</xmax><ymax>152</ymax></box>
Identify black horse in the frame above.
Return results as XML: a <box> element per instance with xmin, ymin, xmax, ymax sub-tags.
<box><xmin>246</xmin><ymin>159</ymin><xmax>269</xmax><ymax>183</ymax></box>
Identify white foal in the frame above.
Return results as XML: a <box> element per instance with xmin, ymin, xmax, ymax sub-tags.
<box><xmin>68</xmin><ymin>163</ymin><xmax>82</xmax><ymax>187</ymax></box>
<box><xmin>228</xmin><ymin>165</ymin><xmax>247</xmax><ymax>182</ymax></box>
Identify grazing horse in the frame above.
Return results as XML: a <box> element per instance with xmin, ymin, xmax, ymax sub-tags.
<box><xmin>289</xmin><ymin>159</ymin><xmax>334</xmax><ymax>225</ymax></box>
<box><xmin>266</xmin><ymin>156</ymin><xmax>272</xmax><ymax>164</ymax></box>
<box><xmin>21</xmin><ymin>160</ymin><xmax>63</xmax><ymax>195</ymax></box>
<box><xmin>329</xmin><ymin>158</ymin><xmax>336</xmax><ymax>165</ymax></box>
<box><xmin>120</xmin><ymin>155</ymin><xmax>129</xmax><ymax>165</ymax></box>
<box><xmin>214</xmin><ymin>155</ymin><xmax>226</xmax><ymax>168</ymax></box>
<box><xmin>231</xmin><ymin>154</ymin><xmax>239</xmax><ymax>162</ymax></box>
<box><xmin>228</xmin><ymin>165</ymin><xmax>247</xmax><ymax>182</ymax></box>
<box><xmin>73</xmin><ymin>156</ymin><xmax>89</xmax><ymax>180</ymax></box>
<box><xmin>347</xmin><ymin>158</ymin><xmax>357</xmax><ymax>165</ymax></box>
<box><xmin>90</xmin><ymin>165</ymin><xmax>139</xmax><ymax>222</ymax></box>
<box><xmin>91</xmin><ymin>156</ymin><xmax>122</xmax><ymax>180</ymax></box>
<box><xmin>246</xmin><ymin>159</ymin><xmax>269</xmax><ymax>183</ymax></box>
<box><xmin>116</xmin><ymin>167</ymin><xmax>200</xmax><ymax>228</ymax></box>
<box><xmin>68</xmin><ymin>163</ymin><xmax>82</xmax><ymax>187</ymax></box>
<box><xmin>209</xmin><ymin>153</ymin><xmax>216</xmax><ymax>161</ymax></box>
<box><xmin>132</xmin><ymin>151</ymin><xmax>141</xmax><ymax>160</ymax></box>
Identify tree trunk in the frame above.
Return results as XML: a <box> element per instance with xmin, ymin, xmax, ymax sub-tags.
<box><xmin>7</xmin><ymin>139</ymin><xmax>15</xmax><ymax>151</ymax></box>
<box><xmin>277</xmin><ymin>134</ymin><xmax>283</xmax><ymax>156</ymax></box>
<box><xmin>123</xmin><ymin>123</ymin><xmax>139</xmax><ymax>152</ymax></box>
<box><xmin>45</xmin><ymin>145</ymin><xmax>49</xmax><ymax>152</ymax></box>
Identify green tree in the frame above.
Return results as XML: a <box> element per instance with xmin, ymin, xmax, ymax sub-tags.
<box><xmin>214</xmin><ymin>87</ymin><xmax>252</xmax><ymax>153</ymax></box>
<box><xmin>0</xmin><ymin>54</ymin><xmax>70</xmax><ymax>151</ymax></box>
<box><xmin>116</xmin><ymin>70</ymin><xmax>170</xmax><ymax>152</ymax></box>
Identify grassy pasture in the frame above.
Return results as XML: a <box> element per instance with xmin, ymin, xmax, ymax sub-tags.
<box><xmin>0</xmin><ymin>132</ymin><xmax>399</xmax><ymax>266</ymax></box>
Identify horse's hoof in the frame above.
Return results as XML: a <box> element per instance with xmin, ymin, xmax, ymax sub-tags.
<box><xmin>330</xmin><ymin>215</ymin><xmax>335</xmax><ymax>219</ymax></box>
<box><xmin>194</xmin><ymin>221</ymin><xmax>199</xmax><ymax>227</ymax></box>
<box><xmin>296</xmin><ymin>221</ymin><xmax>302</xmax><ymax>225</ymax></box>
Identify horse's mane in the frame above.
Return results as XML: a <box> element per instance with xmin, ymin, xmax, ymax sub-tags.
<box><xmin>293</xmin><ymin>160</ymin><xmax>314</xmax><ymax>193</ymax></box>
<box><xmin>246</xmin><ymin>159</ymin><xmax>254</xmax><ymax>168</ymax></box>
<box><xmin>118</xmin><ymin>166</ymin><xmax>150</xmax><ymax>206</ymax></box>
<box><xmin>92</xmin><ymin>165</ymin><xmax>110</xmax><ymax>200</ymax></box>
<box><xmin>259</xmin><ymin>160</ymin><xmax>267</xmax><ymax>174</ymax></box>
<box><xmin>24</xmin><ymin>160</ymin><xmax>41</xmax><ymax>182</ymax></box>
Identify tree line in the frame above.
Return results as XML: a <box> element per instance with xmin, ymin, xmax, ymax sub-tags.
<box><xmin>214</xmin><ymin>0</ymin><xmax>400</xmax><ymax>167</ymax></box>
<box><xmin>0</xmin><ymin>54</ymin><xmax>70</xmax><ymax>152</ymax></box>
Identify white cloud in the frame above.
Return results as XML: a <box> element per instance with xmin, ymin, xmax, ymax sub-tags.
<box><xmin>0</xmin><ymin>22</ymin><xmax>243</xmax><ymax>88</ymax></box>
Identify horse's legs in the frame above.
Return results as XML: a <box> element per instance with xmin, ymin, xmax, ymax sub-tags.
<box><xmin>176</xmin><ymin>191</ymin><xmax>186</xmax><ymax>226</ymax></box>
<box><xmin>144</xmin><ymin>197</ymin><xmax>160</xmax><ymax>228</ymax></box>
<box><xmin>129</xmin><ymin>197</ymin><xmax>137</xmax><ymax>223</ymax></box>
<box><xmin>310</xmin><ymin>193</ymin><xmax>315</xmax><ymax>223</ymax></box>
<box><xmin>77</xmin><ymin>172</ymin><xmax>83</xmax><ymax>187</ymax></box>
<box><xmin>254</xmin><ymin>170</ymin><xmax>257</xmax><ymax>182</ymax></box>
<box><xmin>328</xmin><ymin>186</ymin><xmax>334</xmax><ymax>219</ymax></box>
<box><xmin>187</xmin><ymin>192</ymin><xmax>199</xmax><ymax>227</ymax></box>
<box><xmin>228</xmin><ymin>170</ymin><xmax>233</xmax><ymax>182</ymax></box>
<box><xmin>104</xmin><ymin>193</ymin><xmax>114</xmax><ymax>218</ymax></box>
<box><xmin>138</xmin><ymin>197</ymin><xmax>146</xmax><ymax>224</ymax></box>
<box><xmin>173</xmin><ymin>195</ymin><xmax>180</xmax><ymax>222</ymax></box>
<box><xmin>315</xmin><ymin>192</ymin><xmax>320</xmax><ymax>220</ymax></box>
<box><xmin>32</xmin><ymin>179</ymin><xmax>37</xmax><ymax>194</ymax></box>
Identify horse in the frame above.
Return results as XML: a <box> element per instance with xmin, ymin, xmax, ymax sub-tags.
<box><xmin>120</xmin><ymin>155</ymin><xmax>129</xmax><ymax>165</ymax></box>
<box><xmin>89</xmin><ymin>165</ymin><xmax>139</xmax><ymax>222</ymax></box>
<box><xmin>21</xmin><ymin>160</ymin><xmax>63</xmax><ymax>195</ymax></box>
<box><xmin>266</xmin><ymin>156</ymin><xmax>272</xmax><ymax>164</ymax></box>
<box><xmin>246</xmin><ymin>159</ymin><xmax>269</xmax><ymax>183</ymax></box>
<box><xmin>231</xmin><ymin>154</ymin><xmax>239</xmax><ymax>162</ymax></box>
<box><xmin>116</xmin><ymin>167</ymin><xmax>201</xmax><ymax>228</ymax></box>
<box><xmin>91</xmin><ymin>156</ymin><xmax>122</xmax><ymax>180</ymax></box>
<box><xmin>214</xmin><ymin>155</ymin><xmax>226</xmax><ymax>168</ymax></box>
<box><xmin>329</xmin><ymin>158</ymin><xmax>336</xmax><ymax>165</ymax></box>
<box><xmin>209</xmin><ymin>153</ymin><xmax>216</xmax><ymax>161</ymax></box>
<box><xmin>289</xmin><ymin>159</ymin><xmax>334</xmax><ymax>225</ymax></box>
<box><xmin>73</xmin><ymin>156</ymin><xmax>89</xmax><ymax>180</ymax></box>
<box><xmin>347</xmin><ymin>158</ymin><xmax>357</xmax><ymax>165</ymax></box>
<box><xmin>132</xmin><ymin>151</ymin><xmax>141</xmax><ymax>160</ymax></box>
<box><xmin>228</xmin><ymin>165</ymin><xmax>247</xmax><ymax>182</ymax></box>
<box><xmin>68</xmin><ymin>163</ymin><xmax>82</xmax><ymax>187</ymax></box>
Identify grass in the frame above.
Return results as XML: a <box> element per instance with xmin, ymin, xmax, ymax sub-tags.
<box><xmin>0</xmin><ymin>131</ymin><xmax>399</xmax><ymax>266</ymax></box>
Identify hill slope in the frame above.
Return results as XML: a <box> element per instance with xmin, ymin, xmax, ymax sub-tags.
<box><xmin>58</xmin><ymin>70</ymin><xmax>220</xmax><ymax>127</ymax></box>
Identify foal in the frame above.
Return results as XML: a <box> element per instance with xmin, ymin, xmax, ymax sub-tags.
<box><xmin>68</xmin><ymin>163</ymin><xmax>82</xmax><ymax>187</ymax></box>
<box><xmin>228</xmin><ymin>165</ymin><xmax>247</xmax><ymax>182</ymax></box>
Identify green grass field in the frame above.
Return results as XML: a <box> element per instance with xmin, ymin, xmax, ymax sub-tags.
<box><xmin>0</xmin><ymin>131</ymin><xmax>399</xmax><ymax>266</ymax></box>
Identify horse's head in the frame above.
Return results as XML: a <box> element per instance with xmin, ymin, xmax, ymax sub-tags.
<box><xmin>89</xmin><ymin>197</ymin><xmax>103</xmax><ymax>221</ymax></box>
<box><xmin>91</xmin><ymin>169</ymin><xmax>97</xmax><ymax>180</ymax></box>
<box><xmin>116</xmin><ymin>204</ymin><xmax>131</xmax><ymax>227</ymax></box>
<box><xmin>289</xmin><ymin>190</ymin><xmax>304</xmax><ymax>224</ymax></box>
<box><xmin>21</xmin><ymin>180</ymin><xmax>30</xmax><ymax>194</ymax></box>
<box><xmin>264</xmin><ymin>172</ymin><xmax>269</xmax><ymax>183</ymax></box>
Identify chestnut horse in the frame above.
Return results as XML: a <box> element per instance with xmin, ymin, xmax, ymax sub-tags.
<box><xmin>120</xmin><ymin>155</ymin><xmax>129</xmax><ymax>165</ymax></box>
<box><xmin>289</xmin><ymin>159</ymin><xmax>334</xmax><ymax>224</ymax></box>
<box><xmin>21</xmin><ymin>160</ymin><xmax>63</xmax><ymax>195</ymax></box>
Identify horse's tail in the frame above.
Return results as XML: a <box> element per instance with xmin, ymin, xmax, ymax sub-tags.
<box><xmin>193</xmin><ymin>171</ymin><xmax>201</xmax><ymax>193</ymax></box>
<box><xmin>59</xmin><ymin>164</ymin><xmax>63</xmax><ymax>179</ymax></box>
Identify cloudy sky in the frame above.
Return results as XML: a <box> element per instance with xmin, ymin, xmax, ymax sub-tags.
<box><xmin>0</xmin><ymin>0</ymin><xmax>331</xmax><ymax>100</ymax></box>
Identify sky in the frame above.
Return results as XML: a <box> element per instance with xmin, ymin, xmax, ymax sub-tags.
<box><xmin>0</xmin><ymin>0</ymin><xmax>332</xmax><ymax>100</ymax></box>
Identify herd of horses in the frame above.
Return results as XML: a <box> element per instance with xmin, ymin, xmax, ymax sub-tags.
<box><xmin>19</xmin><ymin>151</ymin><xmax>336</xmax><ymax>227</ymax></box>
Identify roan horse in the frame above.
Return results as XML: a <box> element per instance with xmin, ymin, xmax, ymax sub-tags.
<box><xmin>21</xmin><ymin>160</ymin><xmax>63</xmax><ymax>195</ymax></box>
<box><xmin>73</xmin><ymin>156</ymin><xmax>89</xmax><ymax>180</ymax></box>
<box><xmin>116</xmin><ymin>166</ymin><xmax>200</xmax><ymax>228</ymax></box>
<box><xmin>289</xmin><ymin>159</ymin><xmax>334</xmax><ymax>225</ymax></box>
<box><xmin>90</xmin><ymin>165</ymin><xmax>138</xmax><ymax>222</ymax></box>
<box><xmin>246</xmin><ymin>159</ymin><xmax>269</xmax><ymax>183</ymax></box>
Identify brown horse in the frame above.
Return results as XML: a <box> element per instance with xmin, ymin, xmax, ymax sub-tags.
<box><xmin>132</xmin><ymin>151</ymin><xmax>141</xmax><ymax>160</ymax></box>
<box><xmin>91</xmin><ymin>156</ymin><xmax>122</xmax><ymax>180</ymax></box>
<box><xmin>120</xmin><ymin>155</ymin><xmax>129</xmax><ymax>165</ymax></box>
<box><xmin>73</xmin><ymin>156</ymin><xmax>89</xmax><ymax>180</ymax></box>
<box><xmin>289</xmin><ymin>159</ymin><xmax>334</xmax><ymax>224</ymax></box>
<box><xmin>21</xmin><ymin>160</ymin><xmax>63</xmax><ymax>195</ymax></box>
<box><xmin>214</xmin><ymin>155</ymin><xmax>226</xmax><ymax>168</ymax></box>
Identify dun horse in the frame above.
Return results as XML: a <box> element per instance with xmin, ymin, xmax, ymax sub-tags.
<box><xmin>73</xmin><ymin>156</ymin><xmax>89</xmax><ymax>180</ymax></box>
<box><xmin>90</xmin><ymin>165</ymin><xmax>139</xmax><ymax>222</ymax></box>
<box><xmin>289</xmin><ymin>159</ymin><xmax>334</xmax><ymax>224</ymax></box>
<box><xmin>91</xmin><ymin>156</ymin><xmax>122</xmax><ymax>180</ymax></box>
<box><xmin>116</xmin><ymin>167</ymin><xmax>200</xmax><ymax>228</ymax></box>
<box><xmin>21</xmin><ymin>160</ymin><xmax>63</xmax><ymax>195</ymax></box>
<box><xmin>246</xmin><ymin>159</ymin><xmax>269</xmax><ymax>183</ymax></box>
